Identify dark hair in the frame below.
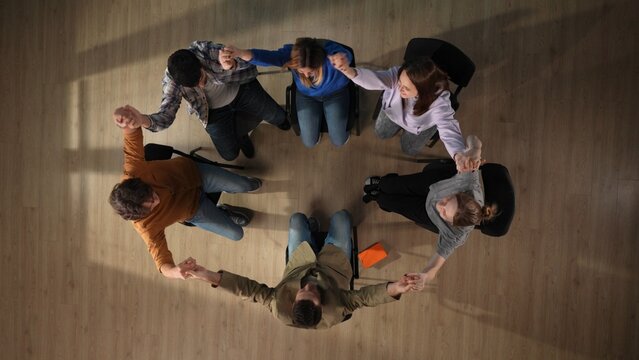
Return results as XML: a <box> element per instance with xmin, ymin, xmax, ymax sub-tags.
<box><xmin>398</xmin><ymin>57</ymin><xmax>450</xmax><ymax>116</ymax></box>
<box><xmin>109</xmin><ymin>178</ymin><xmax>154</xmax><ymax>220</ymax></box>
<box><xmin>285</xmin><ymin>37</ymin><xmax>326</xmax><ymax>87</ymax></box>
<box><xmin>167</xmin><ymin>49</ymin><xmax>202</xmax><ymax>87</ymax></box>
<box><xmin>292</xmin><ymin>299</ymin><xmax>322</xmax><ymax>327</ymax></box>
<box><xmin>453</xmin><ymin>192</ymin><xmax>498</xmax><ymax>227</ymax></box>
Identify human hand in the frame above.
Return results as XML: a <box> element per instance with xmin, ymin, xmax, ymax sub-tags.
<box><xmin>222</xmin><ymin>45</ymin><xmax>252</xmax><ymax>62</ymax></box>
<box><xmin>455</xmin><ymin>135</ymin><xmax>484</xmax><ymax>172</ymax></box>
<box><xmin>186</xmin><ymin>264</ymin><xmax>222</xmax><ymax>286</ymax></box>
<box><xmin>113</xmin><ymin>105</ymin><xmax>149</xmax><ymax>129</ymax></box>
<box><xmin>404</xmin><ymin>271</ymin><xmax>436</xmax><ymax>291</ymax></box>
<box><xmin>328</xmin><ymin>52</ymin><xmax>350</xmax><ymax>72</ymax></box>
<box><xmin>218</xmin><ymin>49</ymin><xmax>236</xmax><ymax>70</ymax></box>
<box><xmin>165</xmin><ymin>257</ymin><xmax>198</xmax><ymax>280</ymax></box>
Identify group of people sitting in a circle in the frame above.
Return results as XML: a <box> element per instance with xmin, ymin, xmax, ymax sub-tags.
<box><xmin>110</xmin><ymin>37</ymin><xmax>497</xmax><ymax>329</ymax></box>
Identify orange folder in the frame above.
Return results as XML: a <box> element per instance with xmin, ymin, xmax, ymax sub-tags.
<box><xmin>358</xmin><ymin>242</ymin><xmax>388</xmax><ymax>268</ymax></box>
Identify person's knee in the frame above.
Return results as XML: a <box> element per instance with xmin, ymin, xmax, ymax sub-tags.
<box><xmin>401</xmin><ymin>142</ymin><xmax>422</xmax><ymax>156</ymax></box>
<box><xmin>218</xmin><ymin>148</ymin><xmax>240</xmax><ymax>161</ymax></box>
<box><xmin>289</xmin><ymin>213</ymin><xmax>308</xmax><ymax>229</ymax></box>
<box><xmin>226</xmin><ymin>227</ymin><xmax>244</xmax><ymax>241</ymax></box>
<box><xmin>333</xmin><ymin>209</ymin><xmax>352</xmax><ymax>225</ymax></box>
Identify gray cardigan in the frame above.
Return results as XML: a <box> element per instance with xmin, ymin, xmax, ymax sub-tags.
<box><xmin>426</xmin><ymin>171</ymin><xmax>484</xmax><ymax>259</ymax></box>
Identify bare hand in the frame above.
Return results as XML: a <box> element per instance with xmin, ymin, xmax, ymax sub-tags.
<box><xmin>455</xmin><ymin>135</ymin><xmax>484</xmax><ymax>172</ymax></box>
<box><xmin>113</xmin><ymin>105</ymin><xmax>148</xmax><ymax>129</ymax></box>
<box><xmin>328</xmin><ymin>52</ymin><xmax>350</xmax><ymax>72</ymax></box>
<box><xmin>404</xmin><ymin>272</ymin><xmax>435</xmax><ymax>291</ymax></box>
<box><xmin>218</xmin><ymin>49</ymin><xmax>236</xmax><ymax>70</ymax></box>
<box><xmin>222</xmin><ymin>45</ymin><xmax>252</xmax><ymax>62</ymax></box>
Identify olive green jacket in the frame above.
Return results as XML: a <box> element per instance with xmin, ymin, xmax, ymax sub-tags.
<box><xmin>217</xmin><ymin>242</ymin><xmax>399</xmax><ymax>329</ymax></box>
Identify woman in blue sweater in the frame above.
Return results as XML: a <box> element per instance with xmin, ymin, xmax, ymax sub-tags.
<box><xmin>224</xmin><ymin>38</ymin><xmax>353</xmax><ymax>148</ymax></box>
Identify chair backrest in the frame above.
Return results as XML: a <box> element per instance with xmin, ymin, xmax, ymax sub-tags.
<box><xmin>404</xmin><ymin>38</ymin><xmax>475</xmax><ymax>88</ymax></box>
<box><xmin>421</xmin><ymin>161</ymin><xmax>515</xmax><ymax>237</ymax></box>
<box><xmin>477</xmin><ymin>163</ymin><xmax>515</xmax><ymax>237</ymax></box>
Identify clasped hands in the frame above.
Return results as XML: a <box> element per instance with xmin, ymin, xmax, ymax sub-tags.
<box><xmin>113</xmin><ymin>105</ymin><xmax>149</xmax><ymax>129</ymax></box>
<box><xmin>454</xmin><ymin>135</ymin><xmax>485</xmax><ymax>173</ymax></box>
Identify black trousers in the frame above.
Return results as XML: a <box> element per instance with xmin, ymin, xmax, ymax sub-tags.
<box><xmin>376</xmin><ymin>166</ymin><xmax>455</xmax><ymax>232</ymax></box>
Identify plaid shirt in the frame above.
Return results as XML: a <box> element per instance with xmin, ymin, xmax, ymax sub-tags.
<box><xmin>145</xmin><ymin>41</ymin><xmax>258</xmax><ymax>131</ymax></box>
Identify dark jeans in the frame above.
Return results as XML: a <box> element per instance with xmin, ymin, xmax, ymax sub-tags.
<box><xmin>375</xmin><ymin>168</ymin><xmax>453</xmax><ymax>230</ymax></box>
<box><xmin>206</xmin><ymin>79</ymin><xmax>286</xmax><ymax>160</ymax></box>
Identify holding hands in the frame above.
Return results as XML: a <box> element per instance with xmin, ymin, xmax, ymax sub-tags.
<box><xmin>328</xmin><ymin>52</ymin><xmax>357</xmax><ymax>78</ymax></box>
<box><xmin>113</xmin><ymin>105</ymin><xmax>150</xmax><ymax>130</ymax></box>
<box><xmin>454</xmin><ymin>135</ymin><xmax>484</xmax><ymax>173</ymax></box>
<box><xmin>161</xmin><ymin>257</ymin><xmax>198</xmax><ymax>280</ymax></box>
<box><xmin>221</xmin><ymin>45</ymin><xmax>253</xmax><ymax>62</ymax></box>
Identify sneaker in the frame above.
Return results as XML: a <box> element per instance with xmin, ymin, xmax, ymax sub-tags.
<box><xmin>308</xmin><ymin>217</ymin><xmax>320</xmax><ymax>233</ymax></box>
<box><xmin>277</xmin><ymin>119</ymin><xmax>291</xmax><ymax>131</ymax></box>
<box><xmin>246</xmin><ymin>177</ymin><xmax>262</xmax><ymax>192</ymax></box>
<box><xmin>218</xmin><ymin>204</ymin><xmax>251</xmax><ymax>227</ymax></box>
<box><xmin>364</xmin><ymin>176</ymin><xmax>381</xmax><ymax>186</ymax></box>
<box><xmin>239</xmin><ymin>135</ymin><xmax>255</xmax><ymax>159</ymax></box>
<box><xmin>363</xmin><ymin>176</ymin><xmax>381</xmax><ymax>194</ymax></box>
<box><xmin>362</xmin><ymin>189</ymin><xmax>379</xmax><ymax>204</ymax></box>
<box><xmin>314</xmin><ymin>132</ymin><xmax>322</xmax><ymax>146</ymax></box>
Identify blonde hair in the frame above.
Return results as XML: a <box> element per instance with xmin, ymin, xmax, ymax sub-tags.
<box><xmin>284</xmin><ymin>37</ymin><xmax>325</xmax><ymax>87</ymax></box>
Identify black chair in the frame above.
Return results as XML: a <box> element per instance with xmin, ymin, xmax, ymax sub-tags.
<box><xmin>285</xmin><ymin>40</ymin><xmax>360</xmax><ymax>137</ymax></box>
<box><xmin>418</xmin><ymin>160</ymin><xmax>515</xmax><ymax>237</ymax></box>
<box><xmin>143</xmin><ymin>143</ymin><xmax>244</xmax><ymax>226</ymax></box>
<box><xmin>285</xmin><ymin>226</ymin><xmax>360</xmax><ymax>290</ymax></box>
<box><xmin>373</xmin><ymin>38</ymin><xmax>476</xmax><ymax>148</ymax></box>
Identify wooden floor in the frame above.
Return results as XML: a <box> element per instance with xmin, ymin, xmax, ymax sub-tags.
<box><xmin>1</xmin><ymin>0</ymin><xmax>637</xmax><ymax>359</ymax></box>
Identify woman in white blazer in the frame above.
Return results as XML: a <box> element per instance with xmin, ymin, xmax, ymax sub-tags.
<box><xmin>332</xmin><ymin>55</ymin><xmax>474</xmax><ymax>170</ymax></box>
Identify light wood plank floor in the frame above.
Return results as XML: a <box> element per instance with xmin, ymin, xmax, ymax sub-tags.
<box><xmin>1</xmin><ymin>0</ymin><xmax>637</xmax><ymax>359</ymax></box>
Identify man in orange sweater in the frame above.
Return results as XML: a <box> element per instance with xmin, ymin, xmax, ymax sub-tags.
<box><xmin>109</xmin><ymin>106</ymin><xmax>260</xmax><ymax>279</ymax></box>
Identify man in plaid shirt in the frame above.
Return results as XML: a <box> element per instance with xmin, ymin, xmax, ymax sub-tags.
<box><xmin>116</xmin><ymin>41</ymin><xmax>290</xmax><ymax>160</ymax></box>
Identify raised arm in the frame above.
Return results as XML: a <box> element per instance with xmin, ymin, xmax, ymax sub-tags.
<box><xmin>187</xmin><ymin>264</ymin><xmax>276</xmax><ymax>309</ymax></box>
<box><xmin>342</xmin><ymin>275</ymin><xmax>418</xmax><ymax>312</ymax></box>
<box><xmin>454</xmin><ymin>135</ymin><xmax>484</xmax><ymax>173</ymax></box>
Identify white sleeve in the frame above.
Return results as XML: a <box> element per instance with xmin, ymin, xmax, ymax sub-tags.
<box><xmin>351</xmin><ymin>67</ymin><xmax>399</xmax><ymax>91</ymax></box>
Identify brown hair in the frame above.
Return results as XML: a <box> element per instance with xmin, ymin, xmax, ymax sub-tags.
<box><xmin>292</xmin><ymin>299</ymin><xmax>322</xmax><ymax>328</ymax></box>
<box><xmin>398</xmin><ymin>57</ymin><xmax>449</xmax><ymax>116</ymax></box>
<box><xmin>453</xmin><ymin>192</ymin><xmax>498</xmax><ymax>227</ymax></box>
<box><xmin>285</xmin><ymin>37</ymin><xmax>326</xmax><ymax>87</ymax></box>
<box><xmin>108</xmin><ymin>178</ymin><xmax>154</xmax><ymax>221</ymax></box>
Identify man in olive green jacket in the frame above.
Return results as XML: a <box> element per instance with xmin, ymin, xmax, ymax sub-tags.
<box><xmin>184</xmin><ymin>210</ymin><xmax>417</xmax><ymax>329</ymax></box>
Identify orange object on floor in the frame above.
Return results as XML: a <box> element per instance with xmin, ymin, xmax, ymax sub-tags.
<box><xmin>358</xmin><ymin>242</ymin><xmax>388</xmax><ymax>268</ymax></box>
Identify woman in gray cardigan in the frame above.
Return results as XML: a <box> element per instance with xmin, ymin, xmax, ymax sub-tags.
<box><xmin>363</xmin><ymin>135</ymin><xmax>497</xmax><ymax>289</ymax></box>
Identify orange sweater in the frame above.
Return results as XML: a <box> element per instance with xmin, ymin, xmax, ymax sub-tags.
<box><xmin>122</xmin><ymin>128</ymin><xmax>201</xmax><ymax>271</ymax></box>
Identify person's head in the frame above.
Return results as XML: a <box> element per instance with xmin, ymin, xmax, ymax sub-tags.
<box><xmin>285</xmin><ymin>37</ymin><xmax>326</xmax><ymax>87</ymax></box>
<box><xmin>436</xmin><ymin>192</ymin><xmax>497</xmax><ymax>226</ymax></box>
<box><xmin>292</xmin><ymin>283</ymin><xmax>322</xmax><ymax>328</ymax></box>
<box><xmin>109</xmin><ymin>178</ymin><xmax>159</xmax><ymax>221</ymax></box>
<box><xmin>398</xmin><ymin>57</ymin><xmax>450</xmax><ymax>116</ymax></box>
<box><xmin>167</xmin><ymin>49</ymin><xmax>205</xmax><ymax>88</ymax></box>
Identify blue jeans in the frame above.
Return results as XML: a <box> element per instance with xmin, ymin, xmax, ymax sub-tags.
<box><xmin>207</xmin><ymin>79</ymin><xmax>286</xmax><ymax>160</ymax></box>
<box><xmin>295</xmin><ymin>87</ymin><xmax>350</xmax><ymax>148</ymax></box>
<box><xmin>186</xmin><ymin>162</ymin><xmax>255</xmax><ymax>240</ymax></box>
<box><xmin>287</xmin><ymin>210</ymin><xmax>352</xmax><ymax>260</ymax></box>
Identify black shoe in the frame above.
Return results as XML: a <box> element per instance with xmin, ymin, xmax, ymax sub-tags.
<box><xmin>364</xmin><ymin>176</ymin><xmax>381</xmax><ymax>194</ymax></box>
<box><xmin>362</xmin><ymin>190</ymin><xmax>379</xmax><ymax>204</ymax></box>
<box><xmin>239</xmin><ymin>135</ymin><xmax>255</xmax><ymax>159</ymax></box>
<box><xmin>246</xmin><ymin>177</ymin><xmax>262</xmax><ymax>192</ymax></box>
<box><xmin>277</xmin><ymin>119</ymin><xmax>291</xmax><ymax>131</ymax></box>
<box><xmin>218</xmin><ymin>204</ymin><xmax>251</xmax><ymax>227</ymax></box>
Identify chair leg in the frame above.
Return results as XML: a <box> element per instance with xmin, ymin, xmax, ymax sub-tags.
<box><xmin>185</xmin><ymin>148</ymin><xmax>245</xmax><ymax>170</ymax></box>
